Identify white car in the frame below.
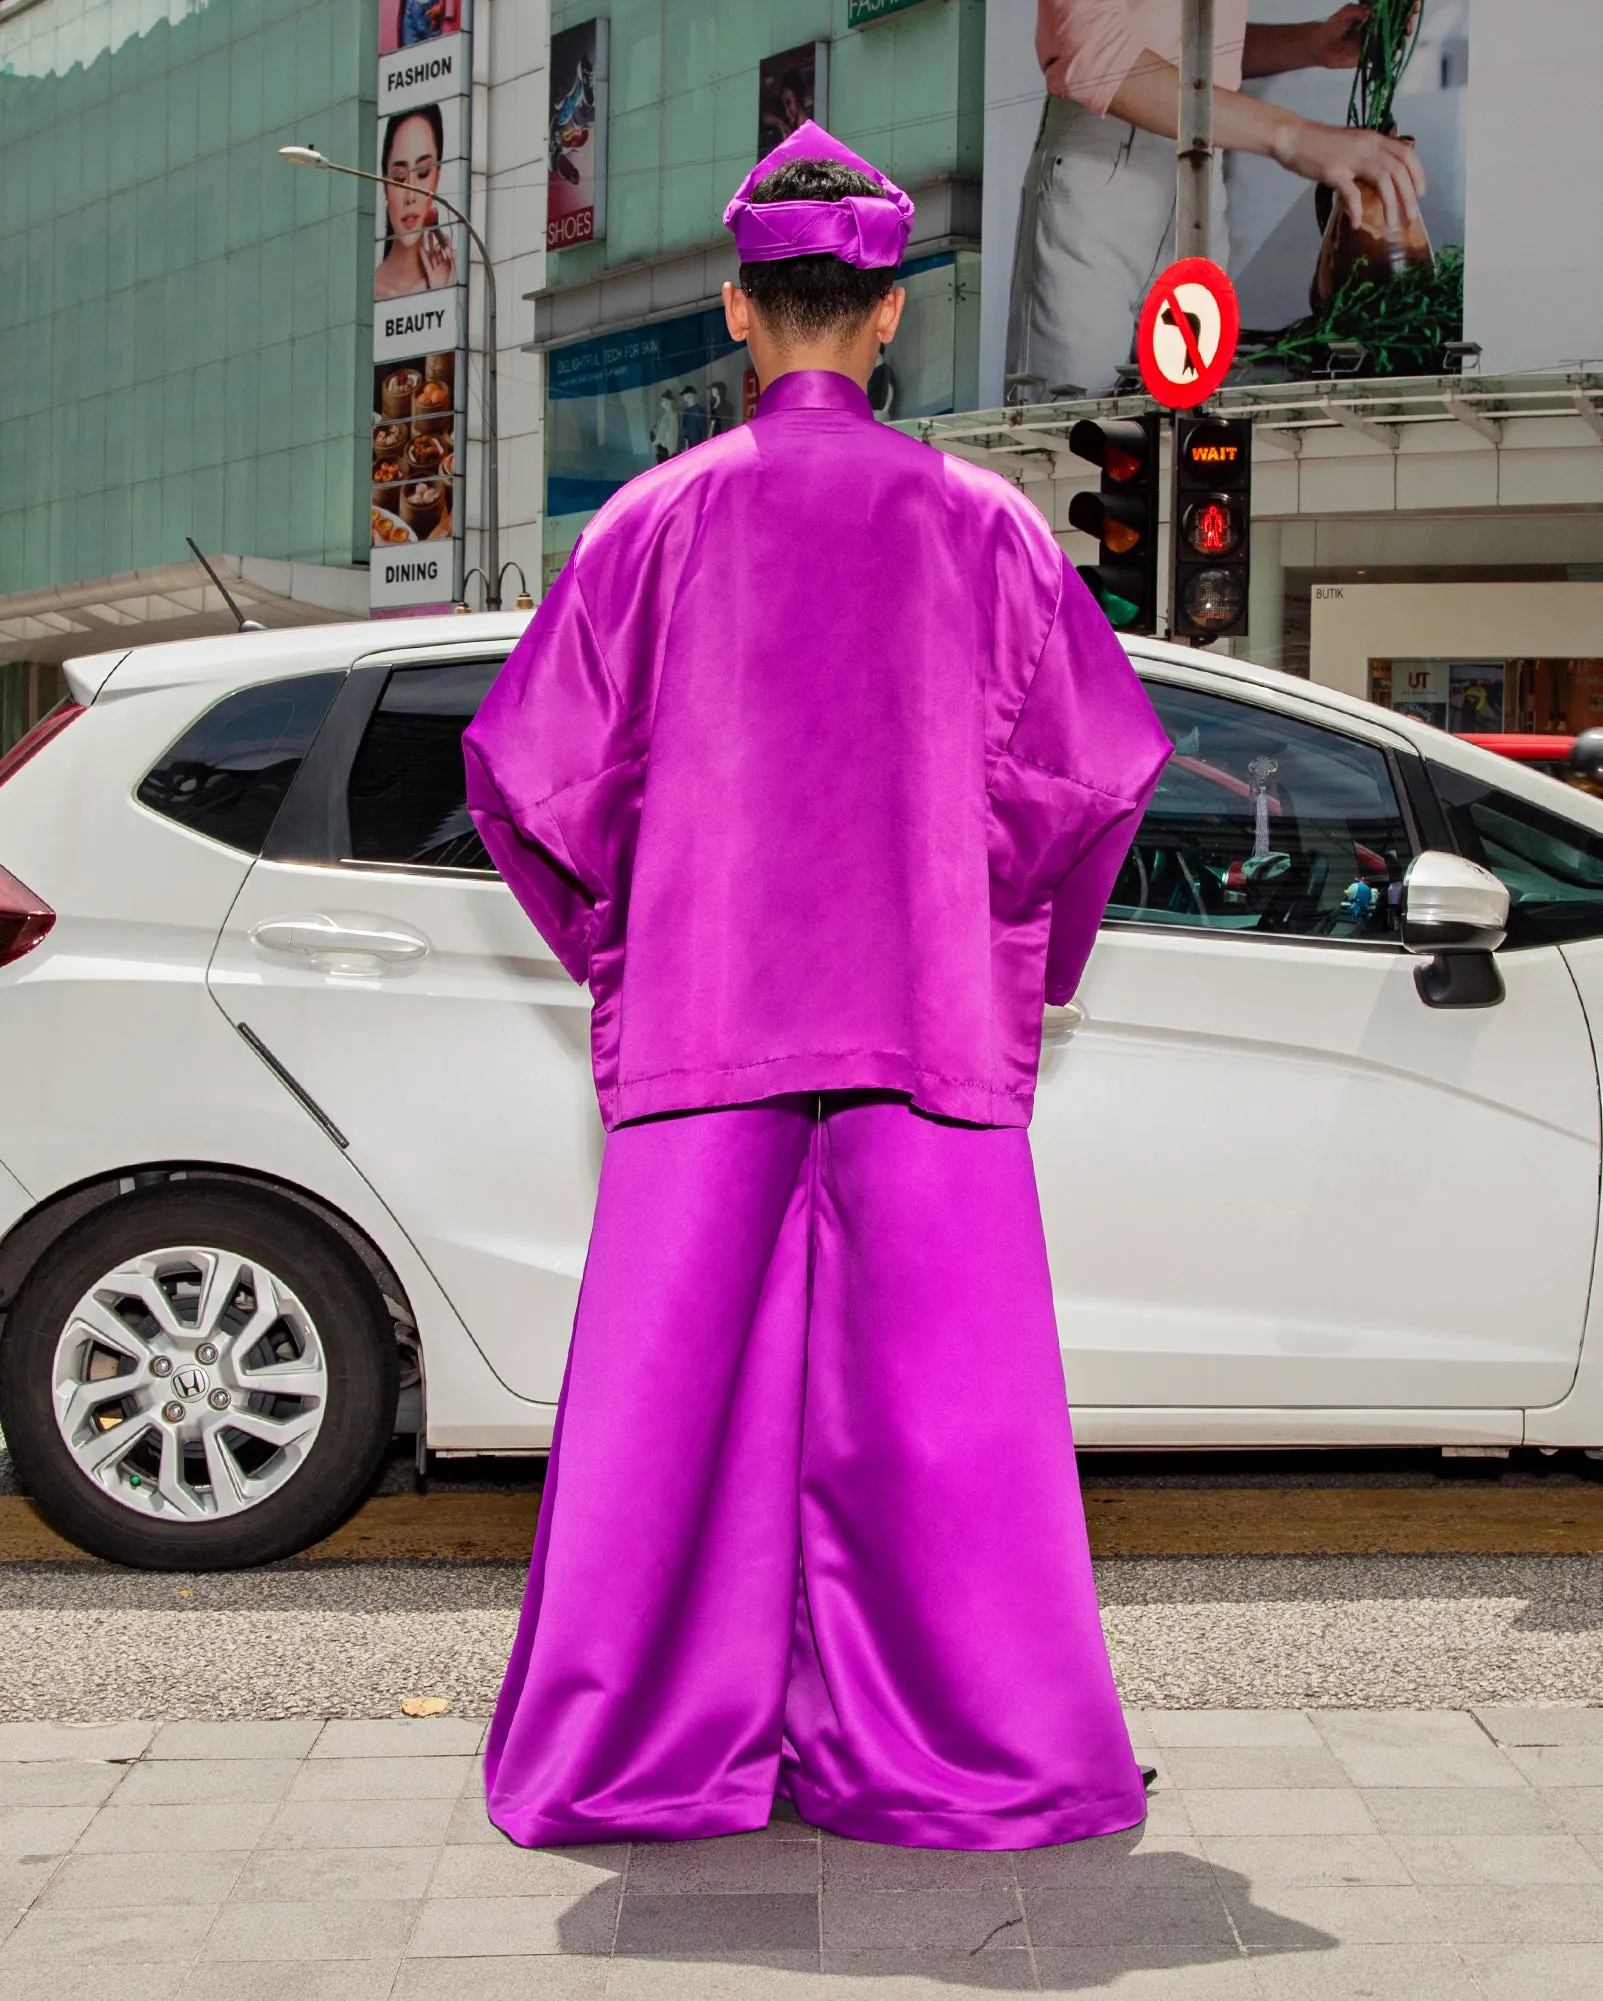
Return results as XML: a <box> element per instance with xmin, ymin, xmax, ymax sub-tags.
<box><xmin>2</xmin><ymin>614</ymin><xmax>1602</xmax><ymax>1568</ymax></box>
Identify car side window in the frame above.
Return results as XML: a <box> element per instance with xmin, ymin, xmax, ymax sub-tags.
<box><xmin>136</xmin><ymin>672</ymin><xmax>343</xmax><ymax>855</ymax></box>
<box><xmin>1430</xmin><ymin>763</ymin><xmax>1603</xmax><ymax>949</ymax></box>
<box><xmin>345</xmin><ymin>660</ymin><xmax>500</xmax><ymax>872</ymax></box>
<box><xmin>1106</xmin><ymin>682</ymin><xmax>1413</xmax><ymax>943</ymax></box>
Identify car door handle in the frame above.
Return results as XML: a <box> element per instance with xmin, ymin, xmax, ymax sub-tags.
<box><xmin>249</xmin><ymin>912</ymin><xmax>432</xmax><ymax>967</ymax></box>
<box><xmin>1042</xmin><ymin>999</ymin><xmax>1086</xmax><ymax>1045</ymax></box>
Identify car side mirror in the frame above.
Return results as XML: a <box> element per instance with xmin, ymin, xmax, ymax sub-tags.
<box><xmin>1401</xmin><ymin>851</ymin><xmax>1509</xmax><ymax>1008</ymax></box>
<box><xmin>1572</xmin><ymin>728</ymin><xmax>1603</xmax><ymax>781</ymax></box>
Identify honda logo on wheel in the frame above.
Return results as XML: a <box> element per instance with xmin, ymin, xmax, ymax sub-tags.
<box><xmin>172</xmin><ymin>1368</ymin><xmax>209</xmax><ymax>1402</ymax></box>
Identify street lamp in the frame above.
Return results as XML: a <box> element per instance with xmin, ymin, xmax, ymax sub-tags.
<box><xmin>279</xmin><ymin>143</ymin><xmax>503</xmax><ymax>609</ymax></box>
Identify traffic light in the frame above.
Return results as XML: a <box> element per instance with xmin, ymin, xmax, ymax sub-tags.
<box><xmin>1067</xmin><ymin>414</ymin><xmax>1161</xmax><ymax>635</ymax></box>
<box><xmin>1171</xmin><ymin>415</ymin><xmax>1252</xmax><ymax>642</ymax></box>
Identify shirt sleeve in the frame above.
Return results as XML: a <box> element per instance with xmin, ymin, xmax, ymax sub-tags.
<box><xmin>988</xmin><ymin>556</ymin><xmax>1172</xmax><ymax>1007</ymax></box>
<box><xmin>1036</xmin><ymin>0</ymin><xmax>1150</xmax><ymax>115</ymax></box>
<box><xmin>462</xmin><ymin>554</ymin><xmax>646</xmax><ymax>986</ymax></box>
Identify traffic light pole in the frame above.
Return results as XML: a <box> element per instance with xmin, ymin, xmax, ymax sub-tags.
<box><xmin>1177</xmin><ymin>0</ymin><xmax>1215</xmax><ymax>262</ymax></box>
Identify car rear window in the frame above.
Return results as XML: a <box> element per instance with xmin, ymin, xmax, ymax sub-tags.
<box><xmin>136</xmin><ymin>673</ymin><xmax>343</xmax><ymax>855</ymax></box>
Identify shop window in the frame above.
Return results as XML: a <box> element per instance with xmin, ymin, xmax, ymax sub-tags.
<box><xmin>1106</xmin><ymin>682</ymin><xmax>1411</xmax><ymax>943</ymax></box>
<box><xmin>1431</xmin><ymin>763</ymin><xmax>1603</xmax><ymax>949</ymax></box>
<box><xmin>345</xmin><ymin>660</ymin><xmax>501</xmax><ymax>872</ymax></box>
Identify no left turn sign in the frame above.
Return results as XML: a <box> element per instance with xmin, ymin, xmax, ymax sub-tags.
<box><xmin>1136</xmin><ymin>257</ymin><xmax>1241</xmax><ymax>409</ymax></box>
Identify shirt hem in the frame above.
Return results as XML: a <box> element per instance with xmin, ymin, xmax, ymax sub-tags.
<box><xmin>601</xmin><ymin>1053</ymin><xmax>1035</xmax><ymax>1131</ymax></box>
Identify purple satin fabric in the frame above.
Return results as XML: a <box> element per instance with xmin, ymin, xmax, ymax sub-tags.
<box><xmin>463</xmin><ymin>370</ymin><xmax>1170</xmax><ymax>1132</ymax></box>
<box><xmin>723</xmin><ymin>117</ymin><xmax>915</xmax><ymax>268</ymax></box>
<box><xmin>486</xmin><ymin>1093</ymin><xmax>1147</xmax><ymax>1850</ymax></box>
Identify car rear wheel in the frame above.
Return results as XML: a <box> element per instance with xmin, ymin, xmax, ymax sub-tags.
<box><xmin>0</xmin><ymin>1187</ymin><xmax>398</xmax><ymax>1568</ymax></box>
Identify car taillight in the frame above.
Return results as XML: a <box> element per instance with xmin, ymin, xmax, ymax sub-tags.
<box><xmin>0</xmin><ymin>865</ymin><xmax>54</xmax><ymax>969</ymax></box>
<box><xmin>0</xmin><ymin>699</ymin><xmax>84</xmax><ymax>790</ymax></box>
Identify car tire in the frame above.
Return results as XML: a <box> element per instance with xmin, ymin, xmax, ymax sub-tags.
<box><xmin>0</xmin><ymin>1186</ymin><xmax>398</xmax><ymax>1569</ymax></box>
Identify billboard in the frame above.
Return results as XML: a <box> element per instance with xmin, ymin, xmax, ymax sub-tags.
<box><xmin>758</xmin><ymin>42</ymin><xmax>830</xmax><ymax>160</ymax></box>
<box><xmin>548</xmin><ymin>19</ymin><xmax>610</xmax><ymax>251</ymax></box>
<box><xmin>370</xmin><ymin>1</ymin><xmax>473</xmax><ymax>612</ymax></box>
<box><xmin>980</xmin><ymin>0</ymin><xmax>1471</xmax><ymax>405</ymax></box>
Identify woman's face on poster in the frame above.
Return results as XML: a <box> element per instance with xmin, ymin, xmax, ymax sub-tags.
<box><xmin>385</xmin><ymin>114</ymin><xmax>442</xmax><ymax>244</ymax></box>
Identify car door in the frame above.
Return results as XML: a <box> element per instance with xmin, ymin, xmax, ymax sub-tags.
<box><xmin>207</xmin><ymin>648</ymin><xmax>600</xmax><ymax>1405</ymax></box>
<box><xmin>1030</xmin><ymin>667</ymin><xmax>1600</xmax><ymax>1413</ymax></box>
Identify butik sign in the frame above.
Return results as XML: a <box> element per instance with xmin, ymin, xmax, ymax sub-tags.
<box><xmin>370</xmin><ymin>0</ymin><xmax>474</xmax><ymax>613</ymax></box>
<box><xmin>548</xmin><ymin>20</ymin><xmax>610</xmax><ymax>251</ymax></box>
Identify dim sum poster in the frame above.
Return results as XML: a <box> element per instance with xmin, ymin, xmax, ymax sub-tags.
<box><xmin>549</xmin><ymin>19</ymin><xmax>611</xmax><ymax>250</ymax></box>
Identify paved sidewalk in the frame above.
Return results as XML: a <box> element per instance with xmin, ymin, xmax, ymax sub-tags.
<box><xmin>0</xmin><ymin>1708</ymin><xmax>1598</xmax><ymax>1997</ymax></box>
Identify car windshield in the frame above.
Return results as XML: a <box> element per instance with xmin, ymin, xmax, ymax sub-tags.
<box><xmin>1432</xmin><ymin>762</ymin><xmax>1603</xmax><ymax>948</ymax></box>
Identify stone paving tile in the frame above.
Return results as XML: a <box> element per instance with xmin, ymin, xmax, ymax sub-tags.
<box><xmin>819</xmin><ymin>1839</ymin><xmax>1010</xmax><ymax>1892</ymax></box>
<box><xmin>0</xmin><ymin>1970</ymin><xmax>184</xmax><ymax>2001</ymax></box>
<box><xmin>819</xmin><ymin>1948</ymin><xmax>1038</xmax><ymax>1992</ymax></box>
<box><xmin>410</xmin><ymin>1891</ymin><xmax>619</xmax><ymax>1957</ymax></box>
<box><xmin>1361</xmin><ymin>1785</ymin><xmax>1564</xmax><ymax>1834</ymax></box>
<box><xmin>1146</xmin><ymin>1710</ymin><xmax>1322</xmax><ymax>1748</ymax></box>
<box><xmin>1246</xmin><ymin>1941</ymin><xmax>1485</xmax><ymax>2000</ymax></box>
<box><xmin>148</xmin><ymin>1722</ymin><xmax>322</xmax><ymax>1762</ymax></box>
<box><xmin>1505</xmin><ymin>1744</ymin><xmax>1603</xmax><ymax>1787</ymax></box>
<box><xmin>115</xmin><ymin>1760</ymin><xmax>301</xmax><ymax>1807</ymax></box>
<box><xmin>75</xmin><ymin>1802</ymin><xmax>274</xmax><ymax>1853</ymax></box>
<box><xmin>1419</xmin><ymin>1881</ymin><xmax>1603</xmax><ymax>1941</ymax></box>
<box><xmin>1035</xmin><ymin>1948</ymin><xmax>1263</xmax><ymax>1998</ymax></box>
<box><xmin>1311</xmin><ymin>1712</ymin><xmax>1525</xmax><ymax>1789</ymax></box>
<box><xmin>0</xmin><ymin>1865</ymin><xmax>59</xmax><ymax>1912</ymax></box>
<box><xmin>230</xmin><ymin>1845</ymin><xmax>441</xmax><ymax>1903</ymax></box>
<box><xmin>444</xmin><ymin>1794</ymin><xmax>506</xmax><ymax>1844</ymax></box>
<box><xmin>0</xmin><ymin>1768</ymin><xmax>123</xmax><ymax>1810</ymax></box>
<box><xmin>258</xmin><ymin>1796</ymin><xmax>457</xmax><ymax>1851</ymax></box>
<box><xmin>1024</xmin><ymin>1884</ymin><xmax>1236</xmax><ymax>1950</ymax></box>
<box><xmin>1548</xmin><ymin>1790</ymin><xmax>1603</xmax><ymax>1833</ymax></box>
<box><xmin>819</xmin><ymin>1888</ymin><xmax>1020</xmax><ymax>1953</ymax></box>
<box><xmin>177</xmin><ymin>1966</ymin><xmax>400</xmax><ymax>2001</ymax></box>
<box><xmin>1011</xmin><ymin>1830</ymin><xmax>1206</xmax><ymax>1890</ymax></box>
<box><xmin>38</xmin><ymin>1849</ymin><xmax>245</xmax><ymax>1908</ymax></box>
<box><xmin>0</xmin><ymin>1904</ymin><xmax>217</xmax><ymax>1963</ymax></box>
<box><xmin>1219</xmin><ymin>1880</ymin><xmax>1438</xmax><ymax>1947</ymax></box>
<box><xmin>311</xmin><ymin>1719</ymin><xmax>486</xmax><ymax>1760</ymax></box>
<box><xmin>286</xmin><ymin>1757</ymin><xmax>475</xmax><ymax>1802</ymax></box>
<box><xmin>1157</xmin><ymin>1746</ymin><xmax>1351</xmax><ymax>1790</ymax></box>
<box><xmin>1390</xmin><ymin>1832</ymin><xmax>1603</xmax><ymax>1884</ymax></box>
<box><xmin>1462</xmin><ymin>1941</ymin><xmax>1603</xmax><ymax>2001</ymax></box>
<box><xmin>0</xmin><ymin>1808</ymin><xmax>96</xmax><ymax>1855</ymax></box>
<box><xmin>0</xmin><ymin>1726</ymin><xmax>152</xmax><ymax>1766</ymax></box>
<box><xmin>605</xmin><ymin>1958</ymin><xmax>818</xmax><ymax>1999</ymax></box>
<box><xmin>392</xmin><ymin>1956</ymin><xmax>611</xmax><ymax>1999</ymax></box>
<box><xmin>200</xmin><ymin>1899</ymin><xmax>421</xmax><ymax>1961</ymax></box>
<box><xmin>428</xmin><ymin>1843</ymin><xmax>627</xmax><ymax>1898</ymax></box>
<box><xmin>1473</xmin><ymin>1707</ymin><xmax>1603</xmax><ymax>1746</ymax></box>
<box><xmin>614</xmin><ymin>1892</ymin><xmax>817</xmax><ymax>1956</ymax></box>
<box><xmin>630</xmin><ymin>1833</ymin><xmax>821</xmax><ymax>1894</ymax></box>
<box><xmin>1185</xmin><ymin>1788</ymin><xmax>1378</xmax><ymax>1837</ymax></box>
<box><xmin>1200</xmin><ymin>1833</ymin><xmax>1412</xmax><ymax>1886</ymax></box>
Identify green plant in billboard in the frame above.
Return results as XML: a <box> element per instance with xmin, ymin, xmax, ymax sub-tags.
<box><xmin>1346</xmin><ymin>0</ymin><xmax>1427</xmax><ymax>135</ymax></box>
<box><xmin>1253</xmin><ymin>244</ymin><xmax>1463</xmax><ymax>380</ymax></box>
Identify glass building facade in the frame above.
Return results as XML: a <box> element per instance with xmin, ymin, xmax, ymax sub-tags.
<box><xmin>0</xmin><ymin>0</ymin><xmax>375</xmax><ymax>737</ymax></box>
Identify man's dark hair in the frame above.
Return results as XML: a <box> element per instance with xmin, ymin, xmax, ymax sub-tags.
<box><xmin>737</xmin><ymin>158</ymin><xmax>898</xmax><ymax>343</ymax></box>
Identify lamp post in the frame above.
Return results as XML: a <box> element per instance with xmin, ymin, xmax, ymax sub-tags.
<box><xmin>279</xmin><ymin>144</ymin><xmax>502</xmax><ymax>609</ymax></box>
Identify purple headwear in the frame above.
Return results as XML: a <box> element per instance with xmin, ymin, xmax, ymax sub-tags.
<box><xmin>723</xmin><ymin>120</ymin><xmax>914</xmax><ymax>271</ymax></box>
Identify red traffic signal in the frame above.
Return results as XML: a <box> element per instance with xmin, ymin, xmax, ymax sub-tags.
<box><xmin>1067</xmin><ymin>415</ymin><xmax>1160</xmax><ymax>635</ymax></box>
<box><xmin>1171</xmin><ymin>416</ymin><xmax>1252</xmax><ymax>642</ymax></box>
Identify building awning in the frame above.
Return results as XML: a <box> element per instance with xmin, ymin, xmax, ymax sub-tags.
<box><xmin>0</xmin><ymin>555</ymin><xmax>369</xmax><ymax>666</ymax></box>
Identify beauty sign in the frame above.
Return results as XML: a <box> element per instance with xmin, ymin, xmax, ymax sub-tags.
<box><xmin>1136</xmin><ymin>258</ymin><xmax>1241</xmax><ymax>410</ymax></box>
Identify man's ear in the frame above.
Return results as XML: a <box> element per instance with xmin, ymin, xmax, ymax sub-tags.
<box><xmin>873</xmin><ymin>285</ymin><xmax>907</xmax><ymax>347</ymax></box>
<box><xmin>722</xmin><ymin>281</ymin><xmax>751</xmax><ymax>344</ymax></box>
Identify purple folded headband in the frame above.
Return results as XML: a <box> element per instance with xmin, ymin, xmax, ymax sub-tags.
<box><xmin>723</xmin><ymin>119</ymin><xmax>914</xmax><ymax>271</ymax></box>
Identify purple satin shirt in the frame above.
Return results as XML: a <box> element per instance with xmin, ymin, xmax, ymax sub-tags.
<box><xmin>464</xmin><ymin>370</ymin><xmax>1170</xmax><ymax>1129</ymax></box>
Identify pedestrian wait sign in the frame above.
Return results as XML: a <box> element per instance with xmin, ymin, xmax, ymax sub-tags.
<box><xmin>1136</xmin><ymin>257</ymin><xmax>1241</xmax><ymax>410</ymax></box>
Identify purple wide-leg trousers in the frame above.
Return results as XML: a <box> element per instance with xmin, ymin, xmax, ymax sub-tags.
<box><xmin>485</xmin><ymin>1093</ymin><xmax>1145</xmax><ymax>1850</ymax></box>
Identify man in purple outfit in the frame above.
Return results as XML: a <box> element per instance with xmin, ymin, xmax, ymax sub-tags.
<box><xmin>464</xmin><ymin>122</ymin><xmax>1171</xmax><ymax>1851</ymax></box>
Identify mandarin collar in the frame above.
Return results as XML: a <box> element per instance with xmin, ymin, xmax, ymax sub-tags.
<box><xmin>753</xmin><ymin>370</ymin><xmax>874</xmax><ymax>420</ymax></box>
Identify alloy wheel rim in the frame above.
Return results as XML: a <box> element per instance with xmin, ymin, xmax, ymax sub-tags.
<box><xmin>51</xmin><ymin>1245</ymin><xmax>329</xmax><ymax>1521</ymax></box>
